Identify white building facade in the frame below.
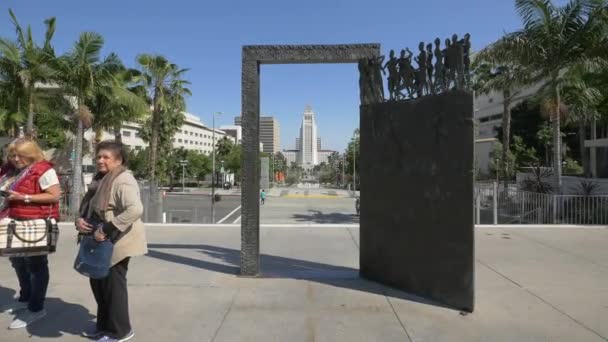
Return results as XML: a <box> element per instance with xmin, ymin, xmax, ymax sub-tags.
<box><xmin>298</xmin><ymin>105</ymin><xmax>318</xmax><ymax>169</ymax></box>
<box><xmin>84</xmin><ymin>112</ymin><xmax>229</xmax><ymax>158</ymax></box>
<box><xmin>281</xmin><ymin>106</ymin><xmax>336</xmax><ymax>169</ymax></box>
<box><xmin>282</xmin><ymin>150</ymin><xmax>298</xmax><ymax>166</ymax></box>
<box><xmin>474</xmin><ymin>82</ymin><xmax>543</xmax><ymax>174</ymax></box>
<box><xmin>219</xmin><ymin>125</ymin><xmax>242</xmax><ymax>144</ymax></box>
<box><xmin>317</xmin><ymin>150</ymin><xmax>336</xmax><ymax>165</ymax></box>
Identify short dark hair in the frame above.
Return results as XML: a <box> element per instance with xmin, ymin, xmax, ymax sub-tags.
<box><xmin>95</xmin><ymin>140</ymin><xmax>128</xmax><ymax>165</ymax></box>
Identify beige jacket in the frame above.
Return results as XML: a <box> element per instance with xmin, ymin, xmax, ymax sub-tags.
<box><xmin>101</xmin><ymin>171</ymin><xmax>148</xmax><ymax>266</ymax></box>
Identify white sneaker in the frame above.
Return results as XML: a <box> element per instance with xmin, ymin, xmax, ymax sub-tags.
<box><xmin>96</xmin><ymin>330</ymin><xmax>135</xmax><ymax>342</ymax></box>
<box><xmin>9</xmin><ymin>309</ymin><xmax>46</xmax><ymax>329</ymax></box>
<box><xmin>81</xmin><ymin>328</ymin><xmax>107</xmax><ymax>339</ymax></box>
<box><xmin>0</xmin><ymin>302</ymin><xmax>28</xmax><ymax>314</ymax></box>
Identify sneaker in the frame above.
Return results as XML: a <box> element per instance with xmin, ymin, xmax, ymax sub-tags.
<box><xmin>81</xmin><ymin>328</ymin><xmax>107</xmax><ymax>339</ymax></box>
<box><xmin>8</xmin><ymin>309</ymin><xmax>46</xmax><ymax>329</ymax></box>
<box><xmin>0</xmin><ymin>302</ymin><xmax>28</xmax><ymax>314</ymax></box>
<box><xmin>96</xmin><ymin>330</ymin><xmax>134</xmax><ymax>342</ymax></box>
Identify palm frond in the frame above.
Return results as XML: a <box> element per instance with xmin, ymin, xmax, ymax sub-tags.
<box><xmin>0</xmin><ymin>38</ymin><xmax>21</xmax><ymax>64</ymax></box>
<box><xmin>516</xmin><ymin>0</ymin><xmax>555</xmax><ymax>31</ymax></box>
<box><xmin>73</xmin><ymin>32</ymin><xmax>103</xmax><ymax>65</ymax></box>
<box><xmin>42</xmin><ymin>16</ymin><xmax>56</xmax><ymax>53</ymax></box>
<box><xmin>8</xmin><ymin>9</ymin><xmax>26</xmax><ymax>50</ymax></box>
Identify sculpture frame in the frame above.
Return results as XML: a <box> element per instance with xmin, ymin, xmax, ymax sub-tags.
<box><xmin>240</xmin><ymin>44</ymin><xmax>381</xmax><ymax>276</ymax></box>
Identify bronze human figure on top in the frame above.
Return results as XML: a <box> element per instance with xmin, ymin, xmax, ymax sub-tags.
<box><xmin>358</xmin><ymin>33</ymin><xmax>471</xmax><ymax>103</ymax></box>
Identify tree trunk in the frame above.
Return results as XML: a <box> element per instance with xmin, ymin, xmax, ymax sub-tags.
<box><xmin>553</xmin><ymin>83</ymin><xmax>562</xmax><ymax>193</ymax></box>
<box><xmin>579</xmin><ymin>119</ymin><xmax>589</xmax><ymax>177</ymax></box>
<box><xmin>26</xmin><ymin>85</ymin><xmax>34</xmax><ymax>137</ymax></box>
<box><xmin>70</xmin><ymin>99</ymin><xmax>85</xmax><ymax>217</ymax></box>
<box><xmin>502</xmin><ymin>89</ymin><xmax>512</xmax><ymax>190</ymax></box>
<box><xmin>590</xmin><ymin>119</ymin><xmax>597</xmax><ymax>177</ymax></box>
<box><xmin>147</xmin><ymin>90</ymin><xmax>161</xmax><ymax>222</ymax></box>
<box><xmin>113</xmin><ymin>125</ymin><xmax>122</xmax><ymax>144</ymax></box>
<box><xmin>148</xmin><ymin>97</ymin><xmax>160</xmax><ymax>183</ymax></box>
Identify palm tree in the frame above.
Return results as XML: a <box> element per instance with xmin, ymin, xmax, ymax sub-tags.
<box><xmin>216</xmin><ymin>136</ymin><xmax>234</xmax><ymax>158</ymax></box>
<box><xmin>501</xmin><ymin>0</ymin><xmax>608</xmax><ymax>191</ymax></box>
<box><xmin>135</xmin><ymin>54</ymin><xmax>190</xmax><ymax>215</ymax></box>
<box><xmin>51</xmin><ymin>32</ymin><xmax>113</xmax><ymax>215</ymax></box>
<box><xmin>558</xmin><ymin>65</ymin><xmax>604</xmax><ymax>174</ymax></box>
<box><xmin>87</xmin><ymin>54</ymin><xmax>148</xmax><ymax>144</ymax></box>
<box><xmin>0</xmin><ymin>39</ymin><xmax>25</xmax><ymax>136</ymax></box>
<box><xmin>0</xmin><ymin>9</ymin><xmax>56</xmax><ymax>136</ymax></box>
<box><xmin>473</xmin><ymin>47</ymin><xmax>531</xmax><ymax>187</ymax></box>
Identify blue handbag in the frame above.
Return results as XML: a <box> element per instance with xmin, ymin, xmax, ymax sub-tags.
<box><xmin>73</xmin><ymin>235</ymin><xmax>114</xmax><ymax>279</ymax></box>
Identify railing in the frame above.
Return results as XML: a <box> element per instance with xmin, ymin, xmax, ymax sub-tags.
<box><xmin>475</xmin><ymin>182</ymin><xmax>608</xmax><ymax>225</ymax></box>
<box><xmin>59</xmin><ymin>194</ymin><xmax>75</xmax><ymax>222</ymax></box>
<box><xmin>60</xmin><ymin>182</ymin><xmax>608</xmax><ymax>225</ymax></box>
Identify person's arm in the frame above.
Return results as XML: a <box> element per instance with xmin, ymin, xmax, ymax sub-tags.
<box><xmin>8</xmin><ymin>184</ymin><xmax>60</xmax><ymax>203</ymax></box>
<box><xmin>102</xmin><ymin>182</ymin><xmax>143</xmax><ymax>236</ymax></box>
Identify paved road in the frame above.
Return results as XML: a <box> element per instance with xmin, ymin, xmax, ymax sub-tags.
<box><xmin>163</xmin><ymin>194</ymin><xmax>241</xmax><ymax>224</ymax></box>
<box><xmin>159</xmin><ymin>188</ymin><xmax>359</xmax><ymax>224</ymax></box>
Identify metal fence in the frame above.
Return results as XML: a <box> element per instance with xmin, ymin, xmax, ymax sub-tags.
<box><xmin>475</xmin><ymin>182</ymin><xmax>608</xmax><ymax>225</ymax></box>
<box><xmin>59</xmin><ymin>195</ymin><xmax>74</xmax><ymax>222</ymax></box>
<box><xmin>58</xmin><ymin>186</ymin><xmax>162</xmax><ymax>223</ymax></box>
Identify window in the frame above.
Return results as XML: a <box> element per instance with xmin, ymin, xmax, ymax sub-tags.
<box><xmin>123</xmin><ymin>131</ymin><xmax>131</xmax><ymax>137</ymax></box>
<box><xmin>135</xmin><ymin>132</ymin><xmax>141</xmax><ymax>138</ymax></box>
<box><xmin>172</xmin><ymin>138</ymin><xmax>176</xmax><ymax>142</ymax></box>
<box><xmin>190</xmin><ymin>132</ymin><xmax>194</xmax><ymax>136</ymax></box>
<box><xmin>178</xmin><ymin>139</ymin><xmax>182</xmax><ymax>143</ymax></box>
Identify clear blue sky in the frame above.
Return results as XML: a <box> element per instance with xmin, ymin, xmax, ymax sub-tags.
<box><xmin>0</xmin><ymin>0</ymin><xmax>567</xmax><ymax>152</ymax></box>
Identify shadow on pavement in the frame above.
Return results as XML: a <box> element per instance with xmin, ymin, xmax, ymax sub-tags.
<box><xmin>146</xmin><ymin>243</ymin><xmax>452</xmax><ymax>310</ymax></box>
<box><xmin>292</xmin><ymin>210</ymin><xmax>360</xmax><ymax>224</ymax></box>
<box><xmin>0</xmin><ymin>285</ymin><xmax>95</xmax><ymax>339</ymax></box>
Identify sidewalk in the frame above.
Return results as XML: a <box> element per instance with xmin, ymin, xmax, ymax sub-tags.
<box><xmin>1</xmin><ymin>225</ymin><xmax>607</xmax><ymax>341</ymax></box>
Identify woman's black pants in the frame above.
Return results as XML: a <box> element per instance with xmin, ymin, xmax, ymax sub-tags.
<box><xmin>90</xmin><ymin>257</ymin><xmax>131</xmax><ymax>338</ymax></box>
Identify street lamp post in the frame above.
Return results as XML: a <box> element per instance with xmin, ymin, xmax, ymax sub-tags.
<box><xmin>211</xmin><ymin>111</ymin><xmax>222</xmax><ymax>223</ymax></box>
<box><xmin>179</xmin><ymin>159</ymin><xmax>188</xmax><ymax>192</ymax></box>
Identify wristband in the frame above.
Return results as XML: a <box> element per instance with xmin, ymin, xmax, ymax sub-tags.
<box><xmin>24</xmin><ymin>195</ymin><xmax>31</xmax><ymax>203</ymax></box>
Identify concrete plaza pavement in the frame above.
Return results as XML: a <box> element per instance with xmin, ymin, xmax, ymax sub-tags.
<box><xmin>1</xmin><ymin>225</ymin><xmax>607</xmax><ymax>341</ymax></box>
